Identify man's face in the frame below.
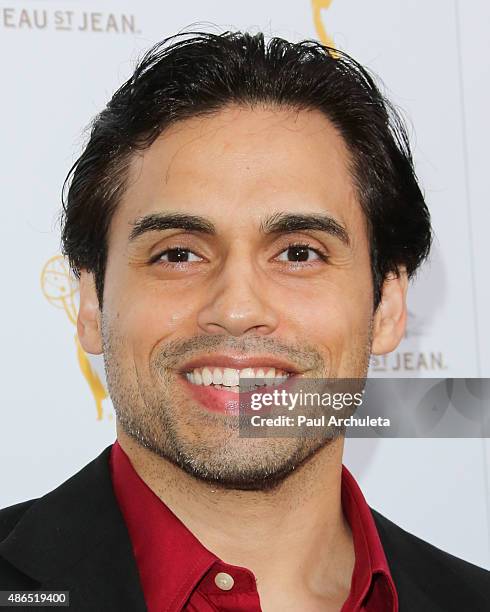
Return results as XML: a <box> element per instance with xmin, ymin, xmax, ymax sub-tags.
<box><xmin>81</xmin><ymin>105</ymin><xmax>387</xmax><ymax>490</ymax></box>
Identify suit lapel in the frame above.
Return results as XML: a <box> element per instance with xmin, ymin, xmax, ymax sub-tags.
<box><xmin>0</xmin><ymin>445</ymin><xmax>147</xmax><ymax>612</ymax></box>
<box><xmin>371</xmin><ymin>509</ymin><xmax>444</xmax><ymax>612</ymax></box>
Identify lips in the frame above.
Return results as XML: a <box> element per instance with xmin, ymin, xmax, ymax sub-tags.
<box><xmin>177</xmin><ymin>354</ymin><xmax>302</xmax><ymax>415</ymax></box>
<box><xmin>179</xmin><ymin>354</ymin><xmax>300</xmax><ymax>375</ymax></box>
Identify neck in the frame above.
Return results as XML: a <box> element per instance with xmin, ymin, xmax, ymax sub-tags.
<box><xmin>116</xmin><ymin>425</ymin><xmax>354</xmax><ymax>601</ymax></box>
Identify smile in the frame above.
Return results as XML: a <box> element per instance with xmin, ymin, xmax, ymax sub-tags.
<box><xmin>184</xmin><ymin>366</ymin><xmax>291</xmax><ymax>393</ymax></box>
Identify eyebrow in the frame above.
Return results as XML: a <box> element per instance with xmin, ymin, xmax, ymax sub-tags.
<box><xmin>129</xmin><ymin>213</ymin><xmax>216</xmax><ymax>241</ymax></box>
<box><xmin>129</xmin><ymin>211</ymin><xmax>350</xmax><ymax>246</ymax></box>
<box><xmin>260</xmin><ymin>212</ymin><xmax>350</xmax><ymax>246</ymax></box>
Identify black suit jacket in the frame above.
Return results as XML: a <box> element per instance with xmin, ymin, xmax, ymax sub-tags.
<box><xmin>0</xmin><ymin>445</ymin><xmax>488</xmax><ymax>611</ymax></box>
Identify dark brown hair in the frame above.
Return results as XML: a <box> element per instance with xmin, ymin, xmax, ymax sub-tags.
<box><xmin>61</xmin><ymin>30</ymin><xmax>432</xmax><ymax>308</ymax></box>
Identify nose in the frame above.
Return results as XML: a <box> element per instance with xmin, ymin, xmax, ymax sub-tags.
<box><xmin>196</xmin><ymin>259</ymin><xmax>280</xmax><ymax>337</ymax></box>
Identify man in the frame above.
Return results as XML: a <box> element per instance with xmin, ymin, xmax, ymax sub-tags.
<box><xmin>0</xmin><ymin>30</ymin><xmax>488</xmax><ymax>611</ymax></box>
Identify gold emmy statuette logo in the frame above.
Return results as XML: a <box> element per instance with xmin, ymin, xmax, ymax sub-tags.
<box><xmin>41</xmin><ymin>255</ymin><xmax>108</xmax><ymax>420</ymax></box>
<box><xmin>311</xmin><ymin>0</ymin><xmax>338</xmax><ymax>55</ymax></box>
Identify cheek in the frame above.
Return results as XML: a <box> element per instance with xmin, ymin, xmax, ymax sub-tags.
<box><xmin>107</xmin><ymin>280</ymin><xmax>199</xmax><ymax>357</ymax></box>
<box><xmin>276</xmin><ymin>270</ymin><xmax>373</xmax><ymax>360</ymax></box>
<box><xmin>281</xmin><ymin>288</ymin><xmax>363</xmax><ymax>341</ymax></box>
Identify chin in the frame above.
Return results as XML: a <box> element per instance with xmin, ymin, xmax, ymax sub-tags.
<box><xmin>166</xmin><ymin>436</ymin><xmax>332</xmax><ymax>492</ymax></box>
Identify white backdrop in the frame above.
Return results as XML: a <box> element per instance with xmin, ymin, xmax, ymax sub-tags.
<box><xmin>1</xmin><ymin>0</ymin><xmax>489</xmax><ymax>569</ymax></box>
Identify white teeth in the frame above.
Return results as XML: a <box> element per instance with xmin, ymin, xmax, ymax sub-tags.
<box><xmin>239</xmin><ymin>367</ymin><xmax>255</xmax><ymax>379</ymax></box>
<box><xmin>202</xmin><ymin>367</ymin><xmax>213</xmax><ymax>386</ymax></box>
<box><xmin>222</xmin><ymin>368</ymin><xmax>239</xmax><ymax>387</ymax></box>
<box><xmin>185</xmin><ymin>366</ymin><xmax>292</xmax><ymax>387</ymax></box>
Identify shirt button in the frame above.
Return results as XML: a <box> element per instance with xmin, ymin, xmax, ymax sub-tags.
<box><xmin>214</xmin><ymin>572</ymin><xmax>234</xmax><ymax>591</ymax></box>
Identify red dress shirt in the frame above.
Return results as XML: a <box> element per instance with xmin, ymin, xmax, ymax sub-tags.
<box><xmin>110</xmin><ymin>441</ymin><xmax>398</xmax><ymax>611</ymax></box>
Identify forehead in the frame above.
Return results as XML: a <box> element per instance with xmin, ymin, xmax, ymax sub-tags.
<box><xmin>113</xmin><ymin>104</ymin><xmax>361</xmax><ymax>235</ymax></box>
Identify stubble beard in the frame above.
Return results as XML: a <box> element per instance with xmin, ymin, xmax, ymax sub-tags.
<box><xmin>102</xmin><ymin>318</ymin><xmax>373</xmax><ymax>492</ymax></box>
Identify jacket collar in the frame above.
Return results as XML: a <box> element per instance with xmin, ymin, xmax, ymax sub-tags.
<box><xmin>371</xmin><ymin>509</ymin><xmax>446</xmax><ymax>612</ymax></box>
<box><xmin>0</xmin><ymin>444</ymin><xmax>147</xmax><ymax>612</ymax></box>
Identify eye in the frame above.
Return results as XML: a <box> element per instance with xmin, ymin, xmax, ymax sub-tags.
<box><xmin>153</xmin><ymin>247</ymin><xmax>202</xmax><ymax>264</ymax></box>
<box><xmin>276</xmin><ymin>243</ymin><xmax>327</xmax><ymax>263</ymax></box>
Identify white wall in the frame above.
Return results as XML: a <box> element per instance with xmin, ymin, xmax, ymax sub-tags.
<box><xmin>0</xmin><ymin>0</ymin><xmax>488</xmax><ymax>569</ymax></box>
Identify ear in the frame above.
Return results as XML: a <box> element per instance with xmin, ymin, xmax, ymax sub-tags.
<box><xmin>77</xmin><ymin>270</ymin><xmax>103</xmax><ymax>355</ymax></box>
<box><xmin>371</xmin><ymin>267</ymin><xmax>408</xmax><ymax>355</ymax></box>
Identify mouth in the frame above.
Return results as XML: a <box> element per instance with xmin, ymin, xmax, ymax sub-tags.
<box><xmin>177</xmin><ymin>357</ymin><xmax>301</xmax><ymax>415</ymax></box>
<box><xmin>183</xmin><ymin>365</ymin><xmax>292</xmax><ymax>393</ymax></box>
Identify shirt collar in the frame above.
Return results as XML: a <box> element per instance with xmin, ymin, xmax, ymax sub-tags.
<box><xmin>110</xmin><ymin>441</ymin><xmax>217</xmax><ymax>610</ymax></box>
<box><xmin>110</xmin><ymin>440</ymin><xmax>398</xmax><ymax>611</ymax></box>
<box><xmin>340</xmin><ymin>464</ymin><xmax>398</xmax><ymax>610</ymax></box>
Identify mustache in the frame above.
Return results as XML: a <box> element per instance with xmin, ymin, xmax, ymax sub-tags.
<box><xmin>152</xmin><ymin>334</ymin><xmax>325</xmax><ymax>372</ymax></box>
